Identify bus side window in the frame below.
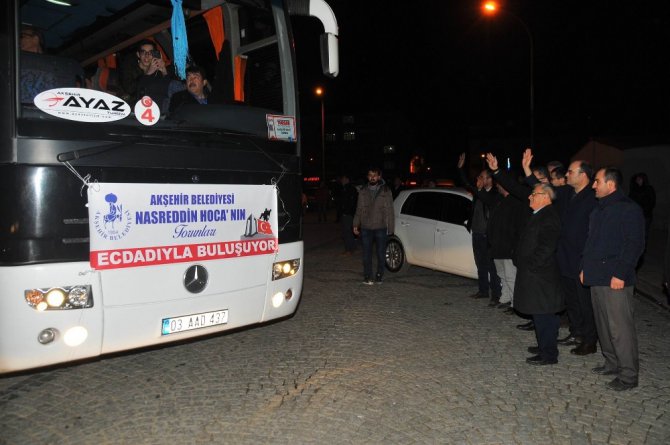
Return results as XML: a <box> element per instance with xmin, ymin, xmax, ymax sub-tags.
<box><xmin>244</xmin><ymin>50</ymin><xmax>282</xmax><ymax>111</ymax></box>
<box><xmin>88</xmin><ymin>67</ymin><xmax>122</xmax><ymax>96</ymax></box>
<box><xmin>20</xmin><ymin>52</ymin><xmax>83</xmax><ymax>103</ymax></box>
<box><xmin>209</xmin><ymin>40</ymin><xmax>236</xmax><ymax>104</ymax></box>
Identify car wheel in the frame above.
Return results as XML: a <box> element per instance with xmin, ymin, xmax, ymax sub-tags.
<box><xmin>385</xmin><ymin>237</ymin><xmax>409</xmax><ymax>273</ymax></box>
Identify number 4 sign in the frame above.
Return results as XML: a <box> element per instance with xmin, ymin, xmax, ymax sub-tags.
<box><xmin>134</xmin><ymin>96</ymin><xmax>160</xmax><ymax>126</ymax></box>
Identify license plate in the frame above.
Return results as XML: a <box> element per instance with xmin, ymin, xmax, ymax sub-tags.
<box><xmin>161</xmin><ymin>309</ymin><xmax>229</xmax><ymax>335</ymax></box>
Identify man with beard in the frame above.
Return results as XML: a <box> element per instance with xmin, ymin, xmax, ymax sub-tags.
<box><xmin>353</xmin><ymin>168</ymin><xmax>395</xmax><ymax>285</ymax></box>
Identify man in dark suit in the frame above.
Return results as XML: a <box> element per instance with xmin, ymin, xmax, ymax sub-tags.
<box><xmin>521</xmin><ymin>149</ymin><xmax>599</xmax><ymax>354</ymax></box>
<box><xmin>488</xmin><ymin>153</ymin><xmax>565</xmax><ymax>366</ymax></box>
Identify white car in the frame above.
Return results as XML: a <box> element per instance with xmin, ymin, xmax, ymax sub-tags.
<box><xmin>385</xmin><ymin>187</ymin><xmax>477</xmax><ymax>279</ymax></box>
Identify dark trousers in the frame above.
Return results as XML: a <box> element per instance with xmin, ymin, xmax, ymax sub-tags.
<box><xmin>591</xmin><ymin>286</ymin><xmax>639</xmax><ymax>384</ymax></box>
<box><xmin>561</xmin><ymin>276</ymin><xmax>597</xmax><ymax>344</ymax></box>
<box><xmin>472</xmin><ymin>232</ymin><xmax>501</xmax><ymax>297</ymax></box>
<box><xmin>533</xmin><ymin>313</ymin><xmax>560</xmax><ymax>361</ymax></box>
<box><xmin>361</xmin><ymin>228</ymin><xmax>387</xmax><ymax>280</ymax></box>
<box><xmin>340</xmin><ymin>214</ymin><xmax>356</xmax><ymax>252</ymax></box>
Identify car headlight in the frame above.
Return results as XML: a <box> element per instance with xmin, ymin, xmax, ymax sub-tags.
<box><xmin>272</xmin><ymin>259</ymin><xmax>300</xmax><ymax>280</ymax></box>
<box><xmin>25</xmin><ymin>285</ymin><xmax>94</xmax><ymax>311</ymax></box>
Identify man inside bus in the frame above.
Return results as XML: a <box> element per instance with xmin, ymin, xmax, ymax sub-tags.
<box><xmin>119</xmin><ymin>39</ymin><xmax>172</xmax><ymax>110</ymax></box>
<box><xmin>20</xmin><ymin>24</ymin><xmax>83</xmax><ymax>104</ymax></box>
<box><xmin>169</xmin><ymin>65</ymin><xmax>211</xmax><ymax>114</ymax></box>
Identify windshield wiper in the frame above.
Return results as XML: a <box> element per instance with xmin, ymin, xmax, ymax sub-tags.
<box><xmin>57</xmin><ymin>141</ymin><xmax>127</xmax><ymax>162</ymax></box>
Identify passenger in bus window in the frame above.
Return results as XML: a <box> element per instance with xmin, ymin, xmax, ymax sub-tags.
<box><xmin>119</xmin><ymin>39</ymin><xmax>172</xmax><ymax>110</ymax></box>
<box><xmin>20</xmin><ymin>24</ymin><xmax>83</xmax><ymax>103</ymax></box>
<box><xmin>169</xmin><ymin>65</ymin><xmax>211</xmax><ymax>114</ymax></box>
<box><xmin>20</xmin><ymin>25</ymin><xmax>44</xmax><ymax>54</ymax></box>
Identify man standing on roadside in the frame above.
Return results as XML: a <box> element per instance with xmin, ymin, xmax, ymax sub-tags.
<box><xmin>581</xmin><ymin>167</ymin><xmax>645</xmax><ymax>391</ymax></box>
<box><xmin>353</xmin><ymin>168</ymin><xmax>394</xmax><ymax>285</ymax></box>
<box><xmin>521</xmin><ymin>150</ymin><xmax>599</xmax><ymax>353</ymax></box>
<box><xmin>457</xmin><ymin>154</ymin><xmax>502</xmax><ymax>303</ymax></box>
<box><xmin>488</xmin><ymin>154</ymin><xmax>564</xmax><ymax>366</ymax></box>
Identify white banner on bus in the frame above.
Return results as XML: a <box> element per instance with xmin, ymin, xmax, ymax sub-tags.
<box><xmin>87</xmin><ymin>183</ymin><xmax>278</xmax><ymax>270</ymax></box>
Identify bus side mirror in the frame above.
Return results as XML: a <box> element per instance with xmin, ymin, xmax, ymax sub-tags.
<box><xmin>289</xmin><ymin>0</ymin><xmax>339</xmax><ymax>77</ymax></box>
<box><xmin>320</xmin><ymin>33</ymin><xmax>339</xmax><ymax>78</ymax></box>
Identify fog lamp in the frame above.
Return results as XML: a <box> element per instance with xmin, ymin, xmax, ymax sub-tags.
<box><xmin>38</xmin><ymin>328</ymin><xmax>57</xmax><ymax>345</ymax></box>
<box><xmin>271</xmin><ymin>292</ymin><xmax>284</xmax><ymax>308</ymax></box>
<box><xmin>64</xmin><ymin>326</ymin><xmax>88</xmax><ymax>347</ymax></box>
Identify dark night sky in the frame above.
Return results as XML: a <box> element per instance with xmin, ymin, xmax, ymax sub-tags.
<box><xmin>291</xmin><ymin>0</ymin><xmax>670</xmax><ymax>165</ymax></box>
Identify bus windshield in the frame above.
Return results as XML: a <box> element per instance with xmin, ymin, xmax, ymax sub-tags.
<box><xmin>18</xmin><ymin>0</ymin><xmax>292</xmax><ymax>140</ymax></box>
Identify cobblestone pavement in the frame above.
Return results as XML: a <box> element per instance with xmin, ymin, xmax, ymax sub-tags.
<box><xmin>1</xmin><ymin>219</ymin><xmax>669</xmax><ymax>444</ymax></box>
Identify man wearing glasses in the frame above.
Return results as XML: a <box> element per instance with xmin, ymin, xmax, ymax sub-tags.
<box><xmin>120</xmin><ymin>40</ymin><xmax>172</xmax><ymax>109</ymax></box>
<box><xmin>521</xmin><ymin>150</ymin><xmax>599</xmax><ymax>355</ymax></box>
<box><xmin>488</xmin><ymin>153</ymin><xmax>565</xmax><ymax>366</ymax></box>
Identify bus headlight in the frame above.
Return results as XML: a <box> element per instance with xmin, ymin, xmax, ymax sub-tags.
<box><xmin>272</xmin><ymin>259</ymin><xmax>300</xmax><ymax>280</ymax></box>
<box><xmin>25</xmin><ymin>286</ymin><xmax>94</xmax><ymax>310</ymax></box>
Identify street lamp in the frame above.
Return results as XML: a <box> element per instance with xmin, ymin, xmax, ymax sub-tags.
<box><xmin>315</xmin><ymin>86</ymin><xmax>326</xmax><ymax>181</ymax></box>
<box><xmin>481</xmin><ymin>1</ymin><xmax>535</xmax><ymax>148</ymax></box>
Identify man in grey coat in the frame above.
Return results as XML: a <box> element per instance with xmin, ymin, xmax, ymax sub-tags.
<box><xmin>353</xmin><ymin>168</ymin><xmax>395</xmax><ymax>285</ymax></box>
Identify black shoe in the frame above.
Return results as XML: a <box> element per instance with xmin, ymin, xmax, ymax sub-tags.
<box><xmin>591</xmin><ymin>366</ymin><xmax>617</xmax><ymax>376</ymax></box>
<box><xmin>468</xmin><ymin>292</ymin><xmax>489</xmax><ymax>299</ymax></box>
<box><xmin>570</xmin><ymin>343</ymin><xmax>597</xmax><ymax>355</ymax></box>
<box><xmin>527</xmin><ymin>346</ymin><xmax>540</xmax><ymax>354</ymax></box>
<box><xmin>503</xmin><ymin>307</ymin><xmax>515</xmax><ymax>314</ymax></box>
<box><xmin>488</xmin><ymin>299</ymin><xmax>499</xmax><ymax>307</ymax></box>
<box><xmin>526</xmin><ymin>355</ymin><xmax>557</xmax><ymax>366</ymax></box>
<box><xmin>557</xmin><ymin>335</ymin><xmax>582</xmax><ymax>346</ymax></box>
<box><xmin>375</xmin><ymin>273</ymin><xmax>383</xmax><ymax>284</ymax></box>
<box><xmin>606</xmin><ymin>377</ymin><xmax>638</xmax><ymax>391</ymax></box>
<box><xmin>516</xmin><ymin>321</ymin><xmax>535</xmax><ymax>331</ymax></box>
<box><xmin>497</xmin><ymin>302</ymin><xmax>511</xmax><ymax>309</ymax></box>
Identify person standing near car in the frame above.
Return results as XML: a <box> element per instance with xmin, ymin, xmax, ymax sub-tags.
<box><xmin>457</xmin><ymin>154</ymin><xmax>502</xmax><ymax>304</ymax></box>
<box><xmin>353</xmin><ymin>168</ymin><xmax>394</xmax><ymax>285</ymax></box>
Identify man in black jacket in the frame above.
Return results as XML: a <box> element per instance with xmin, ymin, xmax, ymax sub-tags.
<box><xmin>487</xmin><ymin>183</ymin><xmax>529</xmax><ymax>310</ymax></box>
<box><xmin>457</xmin><ymin>154</ymin><xmax>502</xmax><ymax>303</ymax></box>
<box><xmin>488</xmin><ymin>153</ymin><xmax>565</xmax><ymax>365</ymax></box>
<box><xmin>581</xmin><ymin>167</ymin><xmax>645</xmax><ymax>391</ymax></box>
<box><xmin>521</xmin><ymin>149</ymin><xmax>599</xmax><ymax>354</ymax></box>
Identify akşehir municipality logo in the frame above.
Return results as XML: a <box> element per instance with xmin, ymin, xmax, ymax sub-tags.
<box><xmin>93</xmin><ymin>193</ymin><xmax>132</xmax><ymax>241</ymax></box>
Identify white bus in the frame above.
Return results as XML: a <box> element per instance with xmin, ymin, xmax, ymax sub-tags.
<box><xmin>0</xmin><ymin>0</ymin><xmax>338</xmax><ymax>373</ymax></box>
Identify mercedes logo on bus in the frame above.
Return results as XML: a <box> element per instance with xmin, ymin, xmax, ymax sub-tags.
<box><xmin>183</xmin><ymin>265</ymin><xmax>209</xmax><ymax>294</ymax></box>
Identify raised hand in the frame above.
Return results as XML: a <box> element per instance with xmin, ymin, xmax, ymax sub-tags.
<box><xmin>522</xmin><ymin>148</ymin><xmax>533</xmax><ymax>176</ymax></box>
<box><xmin>485</xmin><ymin>153</ymin><xmax>498</xmax><ymax>171</ymax></box>
<box><xmin>457</xmin><ymin>153</ymin><xmax>466</xmax><ymax>169</ymax></box>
